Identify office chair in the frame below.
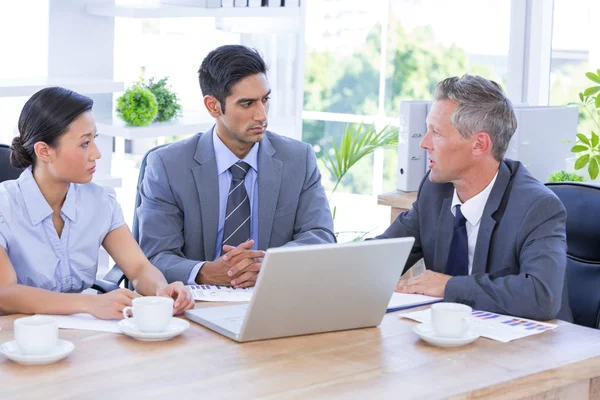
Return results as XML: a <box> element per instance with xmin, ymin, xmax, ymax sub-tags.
<box><xmin>0</xmin><ymin>144</ymin><xmax>24</xmax><ymax>182</ymax></box>
<box><xmin>94</xmin><ymin>143</ymin><xmax>170</xmax><ymax>292</ymax></box>
<box><xmin>546</xmin><ymin>182</ymin><xmax>600</xmax><ymax>329</ymax></box>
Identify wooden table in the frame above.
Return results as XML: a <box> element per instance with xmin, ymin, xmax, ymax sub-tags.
<box><xmin>1</xmin><ymin>304</ymin><xmax>600</xmax><ymax>400</ymax></box>
<box><xmin>378</xmin><ymin>190</ymin><xmax>418</xmax><ymax>224</ymax></box>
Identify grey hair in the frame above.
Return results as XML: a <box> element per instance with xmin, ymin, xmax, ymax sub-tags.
<box><xmin>433</xmin><ymin>74</ymin><xmax>517</xmax><ymax>161</ymax></box>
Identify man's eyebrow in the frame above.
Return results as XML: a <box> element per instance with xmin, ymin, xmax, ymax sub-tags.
<box><xmin>236</xmin><ymin>89</ymin><xmax>272</xmax><ymax>104</ymax></box>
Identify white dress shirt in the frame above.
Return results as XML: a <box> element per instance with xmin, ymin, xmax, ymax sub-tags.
<box><xmin>450</xmin><ymin>171</ymin><xmax>499</xmax><ymax>275</ymax></box>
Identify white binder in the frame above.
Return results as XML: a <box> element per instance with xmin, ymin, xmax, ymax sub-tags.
<box><xmin>396</xmin><ymin>101</ymin><xmax>430</xmax><ymax>192</ymax></box>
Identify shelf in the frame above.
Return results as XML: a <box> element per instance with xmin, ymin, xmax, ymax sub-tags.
<box><xmin>86</xmin><ymin>3</ymin><xmax>301</xmax><ymax>19</ymax></box>
<box><xmin>96</xmin><ymin>112</ymin><xmax>214</xmax><ymax>140</ymax></box>
<box><xmin>92</xmin><ymin>175</ymin><xmax>122</xmax><ymax>188</ymax></box>
<box><xmin>0</xmin><ymin>77</ymin><xmax>124</xmax><ymax>98</ymax></box>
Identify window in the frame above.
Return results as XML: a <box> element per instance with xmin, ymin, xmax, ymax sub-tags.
<box><xmin>549</xmin><ymin>0</ymin><xmax>595</xmax><ymax>134</ymax></box>
<box><xmin>303</xmin><ymin>0</ymin><xmax>511</xmax><ymax>238</ymax></box>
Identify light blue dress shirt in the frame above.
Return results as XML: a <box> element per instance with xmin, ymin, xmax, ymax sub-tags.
<box><xmin>0</xmin><ymin>167</ymin><xmax>126</xmax><ymax>293</ymax></box>
<box><xmin>187</xmin><ymin>128</ymin><xmax>260</xmax><ymax>284</ymax></box>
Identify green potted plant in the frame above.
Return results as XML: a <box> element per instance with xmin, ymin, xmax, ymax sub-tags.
<box><xmin>319</xmin><ymin>122</ymin><xmax>397</xmax><ymax>241</ymax></box>
<box><xmin>547</xmin><ymin>170</ymin><xmax>584</xmax><ymax>183</ymax></box>
<box><xmin>146</xmin><ymin>76</ymin><xmax>182</xmax><ymax>123</ymax></box>
<box><xmin>116</xmin><ymin>84</ymin><xmax>159</xmax><ymax>127</ymax></box>
<box><xmin>568</xmin><ymin>69</ymin><xmax>600</xmax><ymax>180</ymax></box>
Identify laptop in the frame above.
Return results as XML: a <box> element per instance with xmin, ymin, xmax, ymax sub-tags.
<box><xmin>184</xmin><ymin>237</ymin><xmax>415</xmax><ymax>342</ymax></box>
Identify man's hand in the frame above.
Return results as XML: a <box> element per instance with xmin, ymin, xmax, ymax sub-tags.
<box><xmin>196</xmin><ymin>240</ymin><xmax>265</xmax><ymax>288</ymax></box>
<box><xmin>156</xmin><ymin>282</ymin><xmax>195</xmax><ymax>315</ymax></box>
<box><xmin>395</xmin><ymin>270</ymin><xmax>451</xmax><ymax>298</ymax></box>
<box><xmin>87</xmin><ymin>288</ymin><xmax>141</xmax><ymax>320</ymax></box>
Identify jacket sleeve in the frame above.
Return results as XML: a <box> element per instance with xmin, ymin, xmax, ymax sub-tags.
<box><xmin>280</xmin><ymin>144</ymin><xmax>336</xmax><ymax>247</ymax></box>
<box><xmin>137</xmin><ymin>151</ymin><xmax>202</xmax><ymax>283</ymax></box>
<box><xmin>374</xmin><ymin>176</ymin><xmax>426</xmax><ymax>274</ymax></box>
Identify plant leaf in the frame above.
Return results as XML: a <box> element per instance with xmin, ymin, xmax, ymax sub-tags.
<box><xmin>574</xmin><ymin>154</ymin><xmax>590</xmax><ymax>170</ymax></box>
<box><xmin>596</xmin><ymin>94</ymin><xmax>600</xmax><ymax>109</ymax></box>
<box><xmin>592</xmin><ymin>131</ymin><xmax>599</xmax><ymax>148</ymax></box>
<box><xmin>587</xmin><ymin>72</ymin><xmax>600</xmax><ymax>84</ymax></box>
<box><xmin>571</xmin><ymin>145</ymin><xmax>589</xmax><ymax>153</ymax></box>
<box><xmin>579</xmin><ymin>92</ymin><xmax>584</xmax><ymax>102</ymax></box>
<box><xmin>589</xmin><ymin>158</ymin><xmax>599</xmax><ymax>180</ymax></box>
<box><xmin>576</xmin><ymin>133</ymin><xmax>591</xmax><ymax>145</ymax></box>
<box><xmin>584</xmin><ymin>86</ymin><xmax>600</xmax><ymax>97</ymax></box>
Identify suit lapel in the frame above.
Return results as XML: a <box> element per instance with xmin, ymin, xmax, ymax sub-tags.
<box><xmin>192</xmin><ymin>130</ymin><xmax>219</xmax><ymax>261</ymax></box>
<box><xmin>471</xmin><ymin>162</ymin><xmax>512</xmax><ymax>275</ymax></box>
<box><xmin>257</xmin><ymin>133</ymin><xmax>282</xmax><ymax>250</ymax></box>
<box><xmin>434</xmin><ymin>197</ymin><xmax>454</xmax><ymax>273</ymax></box>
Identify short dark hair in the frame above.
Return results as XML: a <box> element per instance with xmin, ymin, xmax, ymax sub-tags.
<box><xmin>11</xmin><ymin>87</ymin><xmax>93</xmax><ymax>168</ymax></box>
<box><xmin>198</xmin><ymin>45</ymin><xmax>267</xmax><ymax>114</ymax></box>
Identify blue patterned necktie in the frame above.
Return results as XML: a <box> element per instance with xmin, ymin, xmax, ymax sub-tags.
<box><xmin>221</xmin><ymin>161</ymin><xmax>251</xmax><ymax>254</ymax></box>
<box><xmin>445</xmin><ymin>205</ymin><xmax>469</xmax><ymax>276</ymax></box>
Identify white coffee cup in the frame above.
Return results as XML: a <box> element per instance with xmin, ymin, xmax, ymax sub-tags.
<box><xmin>14</xmin><ymin>316</ymin><xmax>59</xmax><ymax>355</ymax></box>
<box><xmin>431</xmin><ymin>302</ymin><xmax>472</xmax><ymax>338</ymax></box>
<box><xmin>122</xmin><ymin>296</ymin><xmax>174</xmax><ymax>333</ymax></box>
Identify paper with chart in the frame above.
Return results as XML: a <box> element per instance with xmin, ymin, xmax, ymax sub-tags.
<box><xmin>400</xmin><ymin>309</ymin><xmax>558</xmax><ymax>342</ymax></box>
<box><xmin>187</xmin><ymin>284</ymin><xmax>254</xmax><ymax>302</ymax></box>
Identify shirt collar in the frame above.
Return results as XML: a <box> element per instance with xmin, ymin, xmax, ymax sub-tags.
<box><xmin>18</xmin><ymin>167</ymin><xmax>78</xmax><ymax>225</ymax></box>
<box><xmin>212</xmin><ymin>127</ymin><xmax>259</xmax><ymax>175</ymax></box>
<box><xmin>451</xmin><ymin>171</ymin><xmax>499</xmax><ymax>226</ymax></box>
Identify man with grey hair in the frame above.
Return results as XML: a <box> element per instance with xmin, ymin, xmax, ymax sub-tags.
<box><xmin>376</xmin><ymin>74</ymin><xmax>571</xmax><ymax>321</ymax></box>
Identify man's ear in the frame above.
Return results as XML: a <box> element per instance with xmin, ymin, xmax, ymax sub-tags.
<box><xmin>472</xmin><ymin>131</ymin><xmax>492</xmax><ymax>156</ymax></box>
<box><xmin>33</xmin><ymin>141</ymin><xmax>53</xmax><ymax>164</ymax></box>
<box><xmin>203</xmin><ymin>95</ymin><xmax>222</xmax><ymax>118</ymax></box>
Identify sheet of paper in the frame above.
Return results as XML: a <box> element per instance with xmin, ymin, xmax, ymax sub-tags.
<box><xmin>187</xmin><ymin>285</ymin><xmax>254</xmax><ymax>302</ymax></box>
<box><xmin>386</xmin><ymin>292</ymin><xmax>442</xmax><ymax>312</ymax></box>
<box><xmin>400</xmin><ymin>309</ymin><xmax>558</xmax><ymax>343</ymax></box>
<box><xmin>39</xmin><ymin>313</ymin><xmax>120</xmax><ymax>333</ymax></box>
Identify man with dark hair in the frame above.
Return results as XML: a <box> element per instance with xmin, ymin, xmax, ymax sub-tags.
<box><xmin>138</xmin><ymin>45</ymin><xmax>335</xmax><ymax>288</ymax></box>
<box><xmin>377</xmin><ymin>74</ymin><xmax>572</xmax><ymax>321</ymax></box>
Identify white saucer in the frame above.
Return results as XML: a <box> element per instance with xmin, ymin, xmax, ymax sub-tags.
<box><xmin>413</xmin><ymin>323</ymin><xmax>480</xmax><ymax>348</ymax></box>
<box><xmin>0</xmin><ymin>339</ymin><xmax>74</xmax><ymax>365</ymax></box>
<box><xmin>117</xmin><ymin>318</ymin><xmax>189</xmax><ymax>342</ymax></box>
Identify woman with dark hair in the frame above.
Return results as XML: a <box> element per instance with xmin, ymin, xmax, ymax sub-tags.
<box><xmin>0</xmin><ymin>87</ymin><xmax>194</xmax><ymax>319</ymax></box>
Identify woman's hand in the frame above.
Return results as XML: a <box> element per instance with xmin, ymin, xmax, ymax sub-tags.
<box><xmin>156</xmin><ymin>282</ymin><xmax>195</xmax><ymax>315</ymax></box>
<box><xmin>87</xmin><ymin>289</ymin><xmax>140</xmax><ymax>320</ymax></box>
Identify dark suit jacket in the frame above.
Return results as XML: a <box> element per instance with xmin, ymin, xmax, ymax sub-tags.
<box><xmin>377</xmin><ymin>160</ymin><xmax>572</xmax><ymax>321</ymax></box>
<box><xmin>138</xmin><ymin>130</ymin><xmax>336</xmax><ymax>283</ymax></box>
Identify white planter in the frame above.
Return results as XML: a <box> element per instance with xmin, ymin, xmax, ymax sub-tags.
<box><xmin>564</xmin><ymin>157</ymin><xmax>600</xmax><ymax>183</ymax></box>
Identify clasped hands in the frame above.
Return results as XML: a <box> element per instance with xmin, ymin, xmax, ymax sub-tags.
<box><xmin>197</xmin><ymin>239</ymin><xmax>264</xmax><ymax>289</ymax></box>
<box><xmin>395</xmin><ymin>270</ymin><xmax>451</xmax><ymax>298</ymax></box>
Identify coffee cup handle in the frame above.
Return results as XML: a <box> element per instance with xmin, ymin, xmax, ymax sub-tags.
<box><xmin>461</xmin><ymin>316</ymin><xmax>471</xmax><ymax>332</ymax></box>
<box><xmin>122</xmin><ymin>306</ymin><xmax>134</xmax><ymax>320</ymax></box>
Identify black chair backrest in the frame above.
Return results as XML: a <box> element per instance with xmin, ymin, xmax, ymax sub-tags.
<box><xmin>0</xmin><ymin>144</ymin><xmax>24</xmax><ymax>183</ymax></box>
<box><xmin>546</xmin><ymin>182</ymin><xmax>600</xmax><ymax>328</ymax></box>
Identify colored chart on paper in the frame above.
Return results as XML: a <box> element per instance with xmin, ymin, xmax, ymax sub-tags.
<box><xmin>401</xmin><ymin>309</ymin><xmax>558</xmax><ymax>343</ymax></box>
<box><xmin>187</xmin><ymin>285</ymin><xmax>254</xmax><ymax>302</ymax></box>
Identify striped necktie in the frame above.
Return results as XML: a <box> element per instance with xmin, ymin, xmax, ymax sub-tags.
<box><xmin>221</xmin><ymin>161</ymin><xmax>251</xmax><ymax>254</ymax></box>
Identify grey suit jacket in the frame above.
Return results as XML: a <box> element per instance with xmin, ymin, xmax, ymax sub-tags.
<box><xmin>376</xmin><ymin>160</ymin><xmax>572</xmax><ymax>321</ymax></box>
<box><xmin>138</xmin><ymin>130</ymin><xmax>336</xmax><ymax>283</ymax></box>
